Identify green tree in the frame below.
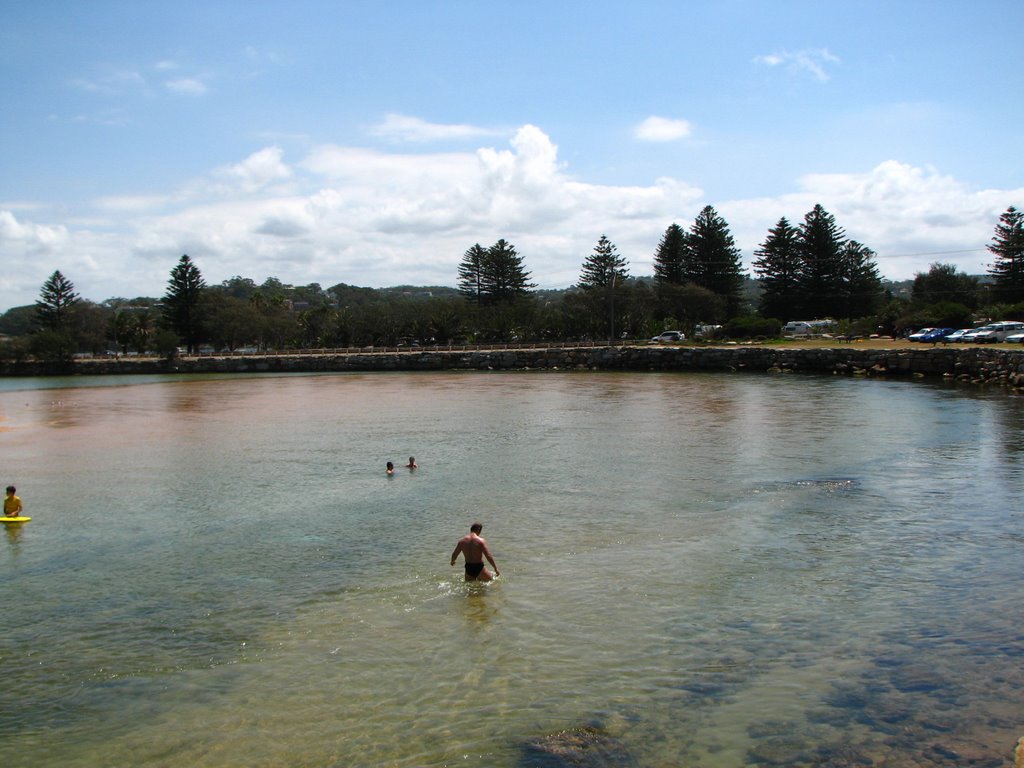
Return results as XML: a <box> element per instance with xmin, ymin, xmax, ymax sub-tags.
<box><xmin>75</xmin><ymin>301</ymin><xmax>111</xmax><ymax>355</ymax></box>
<box><xmin>753</xmin><ymin>217</ymin><xmax>802</xmax><ymax>320</ymax></box>
<box><xmin>656</xmin><ymin>282</ymin><xmax>727</xmax><ymax>327</ymax></box>
<box><xmin>479</xmin><ymin>239</ymin><xmax>535</xmax><ymax>304</ymax></box>
<box><xmin>796</xmin><ymin>204</ymin><xmax>846</xmax><ymax>319</ymax></box>
<box><xmin>35</xmin><ymin>270</ymin><xmax>80</xmax><ymax>331</ymax></box>
<box><xmin>32</xmin><ymin>270</ymin><xmax>80</xmax><ymax>365</ymax></box>
<box><xmin>686</xmin><ymin>205</ymin><xmax>746</xmax><ymax>316</ymax></box>
<box><xmin>130</xmin><ymin>309</ymin><xmax>155</xmax><ymax>353</ymax></box>
<box><xmin>457</xmin><ymin>243</ymin><xmax>488</xmax><ymax>305</ymax></box>
<box><xmin>0</xmin><ymin>305</ymin><xmax>40</xmax><ymax>336</ymax></box>
<box><xmin>161</xmin><ymin>254</ymin><xmax>207</xmax><ymax>354</ymax></box>
<box><xmin>839</xmin><ymin>240</ymin><xmax>883</xmax><ymax>318</ymax></box>
<box><xmin>987</xmin><ymin>206</ymin><xmax>1024</xmax><ymax>303</ymax></box>
<box><xmin>653</xmin><ymin>223</ymin><xmax>687</xmax><ymax>284</ymax></box>
<box><xmin>110</xmin><ymin>310</ymin><xmax>133</xmax><ymax>354</ymax></box>
<box><xmin>578</xmin><ymin>235</ymin><xmax>630</xmax><ymax>340</ymax></box>
<box><xmin>911</xmin><ymin>263</ymin><xmax>979</xmax><ymax>309</ymax></box>
<box><xmin>578</xmin><ymin>235</ymin><xmax>629</xmax><ymax>289</ymax></box>
<box><xmin>205</xmin><ymin>295</ymin><xmax>261</xmax><ymax>351</ymax></box>
<box><xmin>220</xmin><ymin>275</ymin><xmax>259</xmax><ymax>300</ymax></box>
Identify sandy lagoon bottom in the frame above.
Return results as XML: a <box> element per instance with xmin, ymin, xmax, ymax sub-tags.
<box><xmin>1</xmin><ymin>370</ymin><xmax>1022</xmax><ymax>766</ymax></box>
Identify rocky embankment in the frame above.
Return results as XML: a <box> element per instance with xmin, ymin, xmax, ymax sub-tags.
<box><xmin>8</xmin><ymin>344</ymin><xmax>1024</xmax><ymax>390</ymax></box>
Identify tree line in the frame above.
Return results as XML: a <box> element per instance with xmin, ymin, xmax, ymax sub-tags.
<box><xmin>3</xmin><ymin>204</ymin><xmax>1022</xmax><ymax>364</ymax></box>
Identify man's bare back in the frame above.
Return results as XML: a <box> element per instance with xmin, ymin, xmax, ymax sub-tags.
<box><xmin>450</xmin><ymin>523</ymin><xmax>499</xmax><ymax>582</ymax></box>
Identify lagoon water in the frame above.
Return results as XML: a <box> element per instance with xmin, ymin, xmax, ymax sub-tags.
<box><xmin>1</xmin><ymin>371</ymin><xmax>1022</xmax><ymax>767</ymax></box>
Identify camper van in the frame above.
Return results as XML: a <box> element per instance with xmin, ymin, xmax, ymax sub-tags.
<box><xmin>782</xmin><ymin>320</ymin><xmax>835</xmax><ymax>337</ymax></box>
<box><xmin>783</xmin><ymin>321</ymin><xmax>813</xmax><ymax>336</ymax></box>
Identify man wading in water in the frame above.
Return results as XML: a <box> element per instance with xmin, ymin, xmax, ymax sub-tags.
<box><xmin>450</xmin><ymin>522</ymin><xmax>500</xmax><ymax>582</ymax></box>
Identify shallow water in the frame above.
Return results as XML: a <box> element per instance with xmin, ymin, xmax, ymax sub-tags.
<box><xmin>1</xmin><ymin>371</ymin><xmax>1022</xmax><ymax>767</ymax></box>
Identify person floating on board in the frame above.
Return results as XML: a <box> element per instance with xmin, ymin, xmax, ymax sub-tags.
<box><xmin>386</xmin><ymin>461</ymin><xmax>395</xmax><ymax>475</ymax></box>
<box><xmin>405</xmin><ymin>456</ymin><xmax>418</xmax><ymax>469</ymax></box>
<box><xmin>451</xmin><ymin>522</ymin><xmax>500</xmax><ymax>582</ymax></box>
<box><xmin>4</xmin><ymin>486</ymin><xmax>23</xmax><ymax>517</ymax></box>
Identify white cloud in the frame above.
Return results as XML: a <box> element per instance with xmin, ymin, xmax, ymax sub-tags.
<box><xmin>2</xmin><ymin>125</ymin><xmax>1022</xmax><ymax>310</ymax></box>
<box><xmin>94</xmin><ymin>195</ymin><xmax>169</xmax><ymax>212</ymax></box>
<box><xmin>634</xmin><ymin>116</ymin><xmax>693</xmax><ymax>142</ymax></box>
<box><xmin>0</xmin><ymin>210</ymin><xmax>68</xmax><ymax>248</ymax></box>
<box><xmin>164</xmin><ymin>77</ymin><xmax>208</xmax><ymax>95</ymax></box>
<box><xmin>69</xmin><ymin>68</ymin><xmax>147</xmax><ymax>95</ymax></box>
<box><xmin>723</xmin><ymin>160</ymin><xmax>1020</xmax><ymax>278</ymax></box>
<box><xmin>369</xmin><ymin>113</ymin><xmax>502</xmax><ymax>143</ymax></box>
<box><xmin>209</xmin><ymin>147</ymin><xmax>293</xmax><ymax>195</ymax></box>
<box><xmin>754</xmin><ymin>48</ymin><xmax>840</xmax><ymax>82</ymax></box>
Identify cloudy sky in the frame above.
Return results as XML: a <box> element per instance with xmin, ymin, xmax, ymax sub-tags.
<box><xmin>2</xmin><ymin>1</ymin><xmax>1022</xmax><ymax>312</ymax></box>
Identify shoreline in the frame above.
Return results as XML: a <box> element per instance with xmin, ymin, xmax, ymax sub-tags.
<box><xmin>4</xmin><ymin>341</ymin><xmax>1024</xmax><ymax>391</ymax></box>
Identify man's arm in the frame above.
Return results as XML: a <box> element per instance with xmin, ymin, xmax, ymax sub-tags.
<box><xmin>482</xmin><ymin>542</ymin><xmax>499</xmax><ymax>576</ymax></box>
<box><xmin>450</xmin><ymin>541</ymin><xmax>463</xmax><ymax>566</ymax></box>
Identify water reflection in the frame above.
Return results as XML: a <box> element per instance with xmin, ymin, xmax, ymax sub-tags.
<box><xmin>4</xmin><ymin>522</ymin><xmax>25</xmax><ymax>549</ymax></box>
<box><xmin>457</xmin><ymin>585</ymin><xmax>500</xmax><ymax>627</ymax></box>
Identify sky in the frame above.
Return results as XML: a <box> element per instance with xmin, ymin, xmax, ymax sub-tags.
<box><xmin>2</xmin><ymin>0</ymin><xmax>1023</xmax><ymax>312</ymax></box>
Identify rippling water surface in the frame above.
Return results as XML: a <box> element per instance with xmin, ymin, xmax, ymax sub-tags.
<box><xmin>1</xmin><ymin>371</ymin><xmax>1022</xmax><ymax>767</ymax></box>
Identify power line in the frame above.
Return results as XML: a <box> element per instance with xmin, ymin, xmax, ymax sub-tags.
<box><xmin>882</xmin><ymin>248</ymin><xmax>986</xmax><ymax>258</ymax></box>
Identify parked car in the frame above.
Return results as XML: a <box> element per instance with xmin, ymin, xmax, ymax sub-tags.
<box><xmin>943</xmin><ymin>328</ymin><xmax>974</xmax><ymax>343</ymax></box>
<box><xmin>907</xmin><ymin>327</ymin><xmax>936</xmax><ymax>341</ymax></box>
<box><xmin>650</xmin><ymin>331</ymin><xmax>685</xmax><ymax>343</ymax></box>
<box><xmin>1005</xmin><ymin>331</ymin><xmax>1024</xmax><ymax>344</ymax></box>
<box><xmin>919</xmin><ymin>328</ymin><xmax>955</xmax><ymax>342</ymax></box>
<box><xmin>960</xmin><ymin>325</ymin><xmax>996</xmax><ymax>343</ymax></box>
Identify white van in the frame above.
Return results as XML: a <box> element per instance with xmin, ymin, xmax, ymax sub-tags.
<box><xmin>972</xmin><ymin>321</ymin><xmax>1024</xmax><ymax>342</ymax></box>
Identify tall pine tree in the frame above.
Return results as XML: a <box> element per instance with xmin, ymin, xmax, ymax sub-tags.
<box><xmin>479</xmin><ymin>239</ymin><xmax>534</xmax><ymax>304</ymax></box>
<box><xmin>36</xmin><ymin>270</ymin><xmax>80</xmax><ymax>331</ymax></box>
<box><xmin>987</xmin><ymin>206</ymin><xmax>1024</xmax><ymax>303</ymax></box>
<box><xmin>653</xmin><ymin>224</ymin><xmax>688</xmax><ymax>284</ymax></box>
<box><xmin>686</xmin><ymin>205</ymin><xmax>745</xmax><ymax>316</ymax></box>
<box><xmin>753</xmin><ymin>217</ymin><xmax>802</xmax><ymax>320</ymax></box>
<box><xmin>457</xmin><ymin>243</ymin><xmax>488</xmax><ymax>305</ymax></box>
<box><xmin>578</xmin><ymin>235</ymin><xmax>629</xmax><ymax>289</ymax></box>
<box><xmin>796</xmin><ymin>204</ymin><xmax>847</xmax><ymax>319</ymax></box>
<box><xmin>839</xmin><ymin>240</ymin><xmax>883</xmax><ymax>318</ymax></box>
<box><xmin>162</xmin><ymin>254</ymin><xmax>207</xmax><ymax>353</ymax></box>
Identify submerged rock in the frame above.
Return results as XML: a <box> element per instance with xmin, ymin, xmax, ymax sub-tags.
<box><xmin>521</xmin><ymin>726</ymin><xmax>638</xmax><ymax>767</ymax></box>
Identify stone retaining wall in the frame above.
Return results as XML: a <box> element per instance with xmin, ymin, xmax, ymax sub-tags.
<box><xmin>7</xmin><ymin>345</ymin><xmax>1024</xmax><ymax>390</ymax></box>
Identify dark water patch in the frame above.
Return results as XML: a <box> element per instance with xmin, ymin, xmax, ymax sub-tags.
<box><xmin>749</xmin><ymin>739</ymin><xmax>878</xmax><ymax>767</ymax></box>
<box><xmin>887</xmin><ymin>664</ymin><xmax>955</xmax><ymax>695</ymax></box>
<box><xmin>519</xmin><ymin>726</ymin><xmax>638</xmax><ymax>768</ymax></box>
<box><xmin>744</xmin><ymin>723</ymin><xmax>817</xmax><ymax>766</ymax></box>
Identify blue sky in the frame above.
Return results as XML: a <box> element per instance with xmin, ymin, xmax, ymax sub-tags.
<box><xmin>2</xmin><ymin>0</ymin><xmax>1022</xmax><ymax>311</ymax></box>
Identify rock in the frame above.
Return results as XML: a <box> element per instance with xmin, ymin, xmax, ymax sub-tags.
<box><xmin>522</xmin><ymin>726</ymin><xmax>637</xmax><ymax>767</ymax></box>
<box><xmin>1016</xmin><ymin>736</ymin><xmax>1024</xmax><ymax>768</ymax></box>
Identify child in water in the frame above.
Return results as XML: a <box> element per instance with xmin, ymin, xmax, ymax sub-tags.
<box><xmin>4</xmin><ymin>486</ymin><xmax>23</xmax><ymax>517</ymax></box>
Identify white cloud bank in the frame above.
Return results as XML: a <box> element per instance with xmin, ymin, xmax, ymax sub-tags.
<box><xmin>1</xmin><ymin>124</ymin><xmax>1021</xmax><ymax>311</ymax></box>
